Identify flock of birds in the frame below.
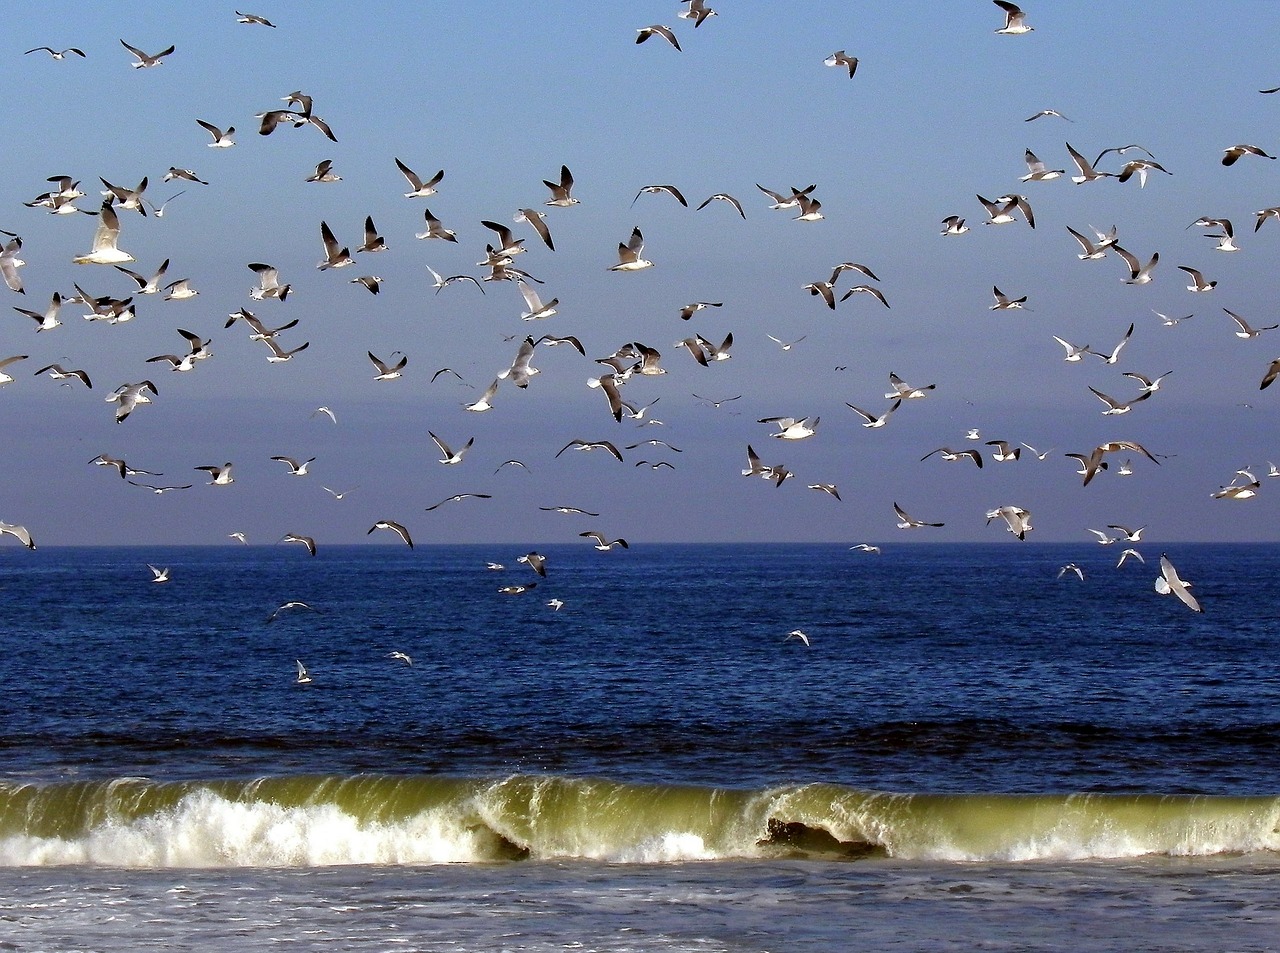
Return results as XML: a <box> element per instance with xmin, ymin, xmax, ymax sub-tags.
<box><xmin>2</xmin><ymin>1</ymin><xmax>1276</xmax><ymax>661</ymax></box>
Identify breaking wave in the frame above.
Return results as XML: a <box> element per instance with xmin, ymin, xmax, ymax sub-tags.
<box><xmin>1</xmin><ymin>775</ymin><xmax>1276</xmax><ymax>867</ymax></box>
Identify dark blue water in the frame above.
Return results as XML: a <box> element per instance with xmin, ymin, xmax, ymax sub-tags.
<box><xmin>2</xmin><ymin>542</ymin><xmax>1276</xmax><ymax>794</ymax></box>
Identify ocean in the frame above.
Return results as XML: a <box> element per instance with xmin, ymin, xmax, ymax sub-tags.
<box><xmin>1</xmin><ymin>543</ymin><xmax>1277</xmax><ymax>951</ymax></box>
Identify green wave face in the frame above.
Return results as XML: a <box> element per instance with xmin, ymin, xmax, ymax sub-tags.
<box><xmin>1</xmin><ymin>776</ymin><xmax>1277</xmax><ymax>868</ymax></box>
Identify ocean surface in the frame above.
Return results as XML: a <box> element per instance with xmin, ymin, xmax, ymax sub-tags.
<box><xmin>1</xmin><ymin>542</ymin><xmax>1277</xmax><ymax>952</ymax></box>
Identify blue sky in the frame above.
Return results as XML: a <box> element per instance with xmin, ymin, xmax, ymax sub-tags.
<box><xmin>2</xmin><ymin>2</ymin><xmax>1279</xmax><ymax>546</ymax></box>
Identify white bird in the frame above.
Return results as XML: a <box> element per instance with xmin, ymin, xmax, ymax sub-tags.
<box><xmin>464</xmin><ymin>379</ymin><xmax>501</xmax><ymax>413</ymax></box>
<box><xmin>759</xmin><ymin>416</ymin><xmax>819</xmax><ymax>440</ymax></box>
<box><xmin>580</xmin><ymin>532</ymin><xmax>629</xmax><ymax>551</ymax></box>
<box><xmin>985</xmin><ymin>440</ymin><xmax>1021</xmax><ymax>462</ymax></box>
<box><xmin>850</xmin><ymin>543</ymin><xmax>881</xmax><ymax>554</ymax></box>
<box><xmin>387</xmin><ymin>651</ymin><xmax>413</xmax><ymax>666</ymax></box>
<box><xmin>993</xmin><ymin>0</ymin><xmax>1033</xmax><ymax>34</ymax></box>
<box><xmin>1123</xmin><ymin>370</ymin><xmax>1173</xmax><ymax>394</ymax></box>
<box><xmin>271</xmin><ymin>455</ymin><xmax>314</xmax><ymax>476</ymax></box>
<box><xmin>317</xmin><ymin>220</ymin><xmax>354</xmax><ymax>270</ymax></box>
<box><xmin>416</xmin><ymin>208</ymin><xmax>457</xmax><ymax>241</ymax></box>
<box><xmin>1155</xmin><ymin>554</ymin><xmax>1202</xmax><ymax>612</ymax></box>
<box><xmin>823</xmin><ymin>50</ymin><xmax>858</xmax><ymax>77</ymax></box>
<box><xmin>1024</xmin><ymin>109</ymin><xmax>1072</xmax><ymax>122</ymax></box>
<box><xmin>784</xmin><ymin>629</ymin><xmax>811</xmax><ymax>647</ymax></box>
<box><xmin>248</xmin><ymin>263</ymin><xmax>291</xmax><ymax>301</ymax></box>
<box><xmin>266</xmin><ymin>601</ymin><xmax>314</xmax><ymax>623</ymax></box>
<box><xmin>767</xmin><ymin>334</ymin><xmax>807</xmax><ymax>351</ymax></box>
<box><xmin>1225</xmin><ymin>308</ymin><xmax>1278</xmax><ymax>339</ymax></box>
<box><xmin>517</xmin><ymin>552</ymin><xmax>547</xmax><ymax>577</ymax></box>
<box><xmin>922</xmin><ymin>447</ymin><xmax>983</xmax><ymax>468</ymax></box>
<box><xmin>517</xmin><ymin>279</ymin><xmax>558</xmax><ymax>320</ymax></box>
<box><xmin>195</xmin><ymin>462</ymin><xmax>234</xmax><ymax>485</ymax></box>
<box><xmin>1222</xmin><ymin>144</ymin><xmax>1276</xmax><ymax>166</ymax></box>
<box><xmin>147</xmin><ymin>564</ymin><xmax>169</xmax><ymax>583</ymax></box>
<box><xmin>1</xmin><ymin>237</ymin><xmax>27</xmax><ymax>292</ymax></box>
<box><xmin>369</xmin><ymin>520</ymin><xmax>413</xmax><ymax>548</ymax></box>
<box><xmin>633</xmin><ymin>184</ymin><xmax>688</xmax><ymax>207</ymax></box>
<box><xmin>229</xmin><ymin>532</ymin><xmax>247</xmax><ymax>544</ymax></box>
<box><xmin>429</xmin><ymin>431</ymin><xmax>474</xmax><ymax>465</ymax></box>
<box><xmin>73</xmin><ymin>201</ymin><xmax>134</xmax><ymax>265</ymax></box>
<box><xmin>978</xmin><ymin>193</ymin><xmax>1035</xmax><ymax>228</ymax></box>
<box><xmin>1052</xmin><ymin>335</ymin><xmax>1093</xmax><ymax>362</ymax></box>
<box><xmin>514</xmin><ymin>208</ymin><xmax>555</xmax><ymax>250</ymax></box>
<box><xmin>1058</xmin><ymin>563</ymin><xmax>1084</xmax><ymax>580</ymax></box>
<box><xmin>196</xmin><ymin>119</ymin><xmax>235</xmax><ymax>147</ymax></box>
<box><xmin>1108</xmin><ymin>524</ymin><xmax>1146</xmax><ymax>542</ymax></box>
<box><xmin>0</xmin><ymin>521</ymin><xmax>35</xmax><ymax>549</ymax></box>
<box><xmin>893</xmin><ymin>502</ymin><xmax>944</xmax><ymax>529</ymax></box>
<box><xmin>1066</xmin><ymin>142</ymin><xmax>1114</xmax><ymax>184</ymax></box>
<box><xmin>307</xmin><ymin>159</ymin><xmax>341</xmax><ymax>183</ymax></box>
<box><xmin>281</xmin><ymin>534</ymin><xmax>317</xmax><ymax>556</ymax></box>
<box><xmin>609</xmin><ymin>227</ymin><xmax>653</xmax><ymax>271</ymax></box>
<box><xmin>636</xmin><ymin>24</ymin><xmax>682</xmax><ymax>51</ymax></box>
<box><xmin>0</xmin><ymin>354</ymin><xmax>29</xmax><ymax>386</ymax></box>
<box><xmin>1178</xmin><ymin>265</ymin><xmax>1216</xmax><ymax>293</ymax></box>
<box><xmin>295</xmin><ymin>660</ymin><xmax>312</xmax><ymax>684</ymax></box>
<box><xmin>1117</xmin><ymin>548</ymin><xmax>1145</xmax><ymax>568</ymax></box>
<box><xmin>543</xmin><ymin>165</ymin><xmax>580</xmax><ymax>207</ymax></box>
<box><xmin>1089</xmin><ymin>385</ymin><xmax>1149</xmax><ymax>416</ymax></box>
<box><xmin>846</xmin><ymin>399</ymin><xmax>901</xmax><ymax>428</ymax></box>
<box><xmin>1020</xmin><ymin>149</ymin><xmax>1063</xmax><ymax>182</ymax></box>
<box><xmin>260</xmin><ymin>338</ymin><xmax>309</xmax><ymax>363</ymax></box>
<box><xmin>1112</xmin><ymin>246</ymin><xmax>1158</xmax><ymax>284</ymax></box>
<box><xmin>990</xmin><ymin>286</ymin><xmax>1028</xmax><ymax>310</ymax></box>
<box><xmin>1066</xmin><ymin>225</ymin><xmax>1113</xmax><ymax>260</ymax></box>
<box><xmin>120</xmin><ymin>39</ymin><xmax>174</xmax><ymax>68</ymax></box>
<box><xmin>547</xmin><ymin>599</ymin><xmax>565</xmax><ymax>611</ymax></box>
<box><xmin>986</xmin><ymin>505</ymin><xmax>1033</xmax><ymax>540</ymax></box>
<box><xmin>24</xmin><ymin>46</ymin><xmax>86</xmax><ymax>59</ymax></box>
<box><xmin>1088</xmin><ymin>528</ymin><xmax>1118</xmax><ymax>545</ymax></box>
<box><xmin>106</xmin><ymin>380</ymin><xmax>158</xmax><ymax>423</ymax></box>
<box><xmin>368</xmin><ymin>351</ymin><xmax>407</xmax><ymax>381</ymax></box>
<box><xmin>395</xmin><ymin>158</ymin><xmax>444</xmax><ymax>198</ymax></box>
<box><xmin>941</xmin><ymin>216</ymin><xmax>969</xmax><ymax>235</ymax></box>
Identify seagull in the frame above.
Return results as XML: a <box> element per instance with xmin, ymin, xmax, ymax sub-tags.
<box><xmin>499</xmin><ymin>583</ymin><xmax>537</xmax><ymax>595</ymax></box>
<box><xmin>106</xmin><ymin>380</ymin><xmax>158</xmax><ymax>423</ymax></box>
<box><xmin>517</xmin><ymin>280</ymin><xmax>558</xmax><ymax>320</ymax></box>
<box><xmin>387</xmin><ymin>651</ymin><xmax>413</xmax><ymax>666</ymax></box>
<box><xmin>0</xmin><ymin>237</ymin><xmax>26</xmax><ymax>292</ymax></box>
<box><xmin>807</xmin><ymin>483</ymin><xmax>842</xmax><ymax>500</ymax></box>
<box><xmin>1178</xmin><ymin>265</ymin><xmax>1216</xmax><ymax>292</ymax></box>
<box><xmin>580</xmin><ymin>532</ymin><xmax>629</xmax><ymax>551</ymax></box>
<box><xmin>129</xmin><ymin>482</ymin><xmax>192</xmax><ymax>494</ymax></box>
<box><xmin>322</xmin><ymin>485</ymin><xmax>357</xmax><ymax>501</ymax></box>
<box><xmin>517</xmin><ymin>552</ymin><xmax>547</xmax><ymax>577</ymax></box>
<box><xmin>1066</xmin><ymin>225</ymin><xmax>1113</xmax><ymax>260</ymax></box>
<box><xmin>429</xmin><ymin>431</ymin><xmax>474</xmax><ymax>465</ymax></box>
<box><xmin>1156</xmin><ymin>554</ymin><xmax>1202</xmax><ymax>612</ymax></box>
<box><xmin>499</xmin><ymin>336</ymin><xmax>540</xmax><ymax>388</ymax></box>
<box><xmin>271</xmin><ymin>455</ymin><xmax>314</xmax><ymax>476</ymax></box>
<box><xmin>1254</xmin><ymin>207</ymin><xmax>1280</xmax><ymax>232</ymax></box>
<box><xmin>302</xmin><ymin>159</ymin><xmax>341</xmax><ymax>184</ymax></box>
<box><xmin>1152</xmin><ymin>310</ymin><xmax>1192</xmax><ymax>327</ymax></box>
<box><xmin>540</xmin><ymin>505</ymin><xmax>600</xmax><ymax>516</ymax></box>
<box><xmin>922</xmin><ymin>447</ymin><xmax>983</xmax><ymax>467</ymax></box>
<box><xmin>248</xmin><ymin>262</ymin><xmax>291</xmax><ymax>301</ymax></box>
<box><xmin>993</xmin><ymin>0</ymin><xmax>1033</xmax><ymax>34</ymax></box>
<box><xmin>415</xmin><ymin>208</ymin><xmax>457</xmax><ymax>242</ymax></box>
<box><xmin>986</xmin><ymin>505</ymin><xmax>1033</xmax><ymax>540</ymax></box>
<box><xmin>426</xmin><ymin>264</ymin><xmax>483</xmax><ymax>294</ymax></box>
<box><xmin>884</xmin><ymin>373</ymin><xmax>935</xmax><ymax>399</ymax></box>
<box><xmin>98</xmin><ymin>176</ymin><xmax>148</xmax><ymax>214</ymax></box>
<box><xmin>1024</xmin><ymin>109</ymin><xmax>1072</xmax><ymax>122</ymax></box>
<box><xmin>840</xmin><ymin>285</ymin><xmax>890</xmax><ymax>308</ymax></box>
<box><xmin>767</xmin><ymin>334</ymin><xmax>807</xmax><ymax>351</ymax></box>
<box><xmin>267</xmin><ymin>601</ymin><xmax>315</xmax><ymax>623</ymax></box>
<box><xmin>425</xmin><ymin>493</ymin><xmax>491</xmax><ymax>511</ymax></box>
<box><xmin>941</xmin><ymin>216</ymin><xmax>969</xmax><ymax>235</ymax></box>
<box><xmin>368</xmin><ymin>351</ymin><xmax>407</xmax><ymax>381</ymax></box>
<box><xmin>1123</xmin><ymin>370</ymin><xmax>1173</xmax><ymax>394</ymax></box>
<box><xmin>236</xmin><ymin>10</ymin><xmax>276</xmax><ymax>26</ymax></box>
<box><xmin>823</xmin><ymin>50</ymin><xmax>858</xmax><ymax>77</ymax></box>
<box><xmin>90</xmin><ymin>454</ymin><xmax>158</xmax><ymax>479</ymax></box>
<box><xmin>295</xmin><ymin>660</ymin><xmax>312</xmax><ymax>684</ymax></box>
<box><xmin>557</xmin><ymin>439</ymin><xmax>623</xmax><ymax>462</ymax></box>
<box><xmin>261</xmin><ymin>338</ymin><xmax>309</xmax><ymax>363</ymax></box>
<box><xmin>978</xmin><ymin>193</ymin><xmax>1034</xmax><ymax>228</ymax></box>
<box><xmin>1052</xmin><ymin>335</ymin><xmax>1093</xmax><ymax>362</ymax></box>
<box><xmin>1116</xmin><ymin>548</ymin><xmax>1145</xmax><ymax>568</ymax></box>
<box><xmin>760</xmin><ymin>416</ymin><xmax>819</xmax><ymax>440</ymax></box>
<box><xmin>985</xmin><ymin>440</ymin><xmax>1022</xmax><ymax>462</ymax></box>
<box><xmin>1225</xmin><ymin>308</ymin><xmax>1278</xmax><ymax>339</ymax></box>
<box><xmin>1066</xmin><ymin>142</ymin><xmax>1114</xmax><ymax>184</ymax></box>
<box><xmin>1116</xmin><ymin>159</ymin><xmax>1172</xmax><ymax>188</ymax></box>
<box><xmin>195</xmin><ymin>462</ymin><xmax>234</xmax><ymax>486</ymax></box>
<box><xmin>0</xmin><ymin>522</ymin><xmax>35</xmax><ymax>549</ymax></box>
<box><xmin>679</xmin><ymin>0</ymin><xmax>718</xmax><ymax>26</ymax></box>
<box><xmin>115</xmin><ymin>259</ymin><xmax>169</xmax><ymax>294</ymax></box>
<box><xmin>464</xmin><ymin>379</ymin><xmax>501</xmax><ymax>413</ymax></box>
<box><xmin>147</xmin><ymin>564</ymin><xmax>170</xmax><ymax>583</ymax></box>
<box><xmin>1262</xmin><ymin>358</ymin><xmax>1280</xmax><ymax>390</ymax></box>
<box><xmin>784</xmin><ymin>629</ymin><xmax>811</xmax><ymax>647</ymax></box>
<box><xmin>1112</xmin><ymin>246</ymin><xmax>1158</xmax><ymax>284</ymax></box>
<box><xmin>846</xmin><ymin>399</ymin><xmax>901</xmax><ymax>428</ymax></box>
<box><xmin>1058</xmin><ymin>563</ymin><xmax>1084</xmax><ymax>580</ymax></box>
<box><xmin>697</xmin><ymin>193</ymin><xmax>747</xmax><ymax>219</ymax></box>
<box><xmin>316</xmin><ymin>220</ymin><xmax>354</xmax><ymax>270</ymax></box>
<box><xmin>1222</xmin><ymin>144</ymin><xmax>1276</xmax><ymax>166</ymax></box>
<box><xmin>1020</xmin><ymin>443</ymin><xmax>1054</xmax><ymax>460</ymax></box>
<box><xmin>740</xmin><ymin>445</ymin><xmax>791</xmax><ymax>487</ymax></box>
<box><xmin>196</xmin><ymin>119</ymin><xmax>235</xmax><ymax>147</ymax></box>
<box><xmin>1088</xmin><ymin>528</ymin><xmax>1119</xmax><ymax>545</ymax></box>
<box><xmin>610</xmin><ymin>227</ymin><xmax>653</xmax><ymax>271</ymax></box>
<box><xmin>395</xmin><ymin>159</ymin><xmax>443</xmax><ymax>198</ymax></box>
<box><xmin>369</xmin><ymin>520</ymin><xmax>413</xmax><ymax>548</ymax></box>
<box><xmin>632</xmin><ymin>184</ymin><xmax>688</xmax><ymax>207</ymax></box>
<box><xmin>543</xmin><ymin>165</ymin><xmax>580</xmax><ymax>207</ymax></box>
<box><xmin>24</xmin><ymin>47</ymin><xmax>86</xmax><ymax>59</ymax></box>
<box><xmin>120</xmin><ymin>39</ymin><xmax>174</xmax><ymax>68</ymax></box>
<box><xmin>281</xmin><ymin>534</ymin><xmax>317</xmax><ymax>556</ymax></box>
<box><xmin>635</xmin><ymin>24</ymin><xmax>681</xmax><ymax>51</ymax></box>
<box><xmin>1020</xmin><ymin>149</ymin><xmax>1064</xmax><ymax>182</ymax></box>
<box><xmin>1091</xmin><ymin>323</ymin><xmax>1134</xmax><ymax>364</ymax></box>
<box><xmin>163</xmin><ymin>278</ymin><xmax>198</xmax><ymax>301</ymax></box>
<box><xmin>693</xmin><ymin>393</ymin><xmax>741</xmax><ymax>408</ymax></box>
<box><xmin>1108</xmin><ymin>524</ymin><xmax>1147</xmax><ymax>542</ymax></box>
<box><xmin>514</xmin><ymin>208</ymin><xmax>555</xmax><ymax>250</ymax></box>
<box><xmin>894</xmin><ymin>502</ymin><xmax>944</xmax><ymax>530</ymax></box>
<box><xmin>547</xmin><ymin>599</ymin><xmax>564</xmax><ymax>611</ymax></box>
<box><xmin>229</xmin><ymin>532</ymin><xmax>247</xmax><ymax>544</ymax></box>
<box><xmin>73</xmin><ymin>201</ymin><xmax>134</xmax><ymax>264</ymax></box>
<box><xmin>34</xmin><ymin>363</ymin><xmax>92</xmax><ymax>388</ymax></box>
<box><xmin>850</xmin><ymin>543</ymin><xmax>881</xmax><ymax>554</ymax></box>
<box><xmin>990</xmin><ymin>286</ymin><xmax>1028</xmax><ymax>310</ymax></box>
<box><xmin>357</xmin><ymin>216</ymin><xmax>387</xmax><ymax>254</ymax></box>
